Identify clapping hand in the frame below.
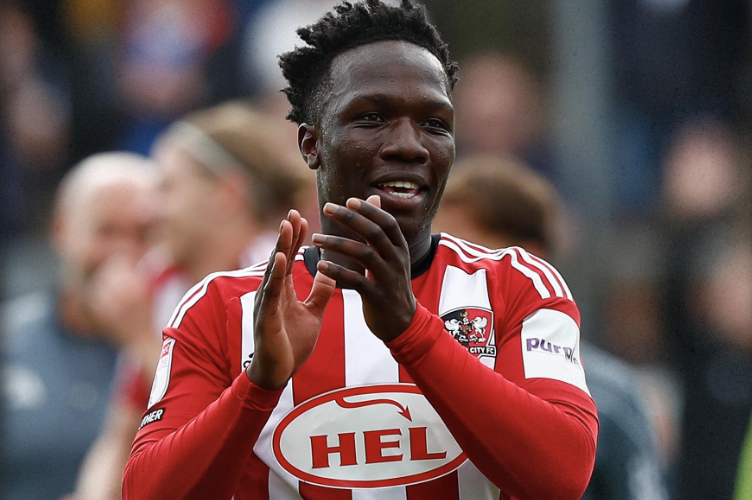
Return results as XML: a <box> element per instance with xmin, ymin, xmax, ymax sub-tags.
<box><xmin>247</xmin><ymin>210</ymin><xmax>336</xmax><ymax>390</ymax></box>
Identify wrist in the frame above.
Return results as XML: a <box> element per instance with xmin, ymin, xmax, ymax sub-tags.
<box><xmin>245</xmin><ymin>360</ymin><xmax>289</xmax><ymax>391</ymax></box>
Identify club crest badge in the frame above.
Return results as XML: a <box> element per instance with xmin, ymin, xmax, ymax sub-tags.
<box><xmin>441</xmin><ymin>308</ymin><xmax>496</xmax><ymax>359</ymax></box>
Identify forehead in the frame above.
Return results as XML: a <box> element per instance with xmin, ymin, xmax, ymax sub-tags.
<box><xmin>323</xmin><ymin>40</ymin><xmax>452</xmax><ymax>115</ymax></box>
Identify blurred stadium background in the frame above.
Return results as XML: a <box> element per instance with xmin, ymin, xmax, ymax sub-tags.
<box><xmin>1</xmin><ymin>1</ymin><xmax>751</xmax><ymax>498</ymax></box>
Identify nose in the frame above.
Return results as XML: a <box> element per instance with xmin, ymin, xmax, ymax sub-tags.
<box><xmin>379</xmin><ymin>118</ymin><xmax>429</xmax><ymax>163</ymax></box>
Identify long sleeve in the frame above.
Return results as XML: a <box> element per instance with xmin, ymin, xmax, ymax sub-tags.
<box><xmin>388</xmin><ymin>303</ymin><xmax>598</xmax><ymax>500</ymax></box>
<box><xmin>123</xmin><ymin>372</ymin><xmax>282</xmax><ymax>499</ymax></box>
<box><xmin>121</xmin><ymin>269</ymin><xmax>278</xmax><ymax>500</ymax></box>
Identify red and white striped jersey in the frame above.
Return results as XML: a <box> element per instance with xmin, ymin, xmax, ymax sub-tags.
<box><xmin>124</xmin><ymin>234</ymin><xmax>598</xmax><ymax>500</ymax></box>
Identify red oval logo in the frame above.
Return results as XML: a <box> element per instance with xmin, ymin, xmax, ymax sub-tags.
<box><xmin>272</xmin><ymin>384</ymin><xmax>467</xmax><ymax>488</ymax></box>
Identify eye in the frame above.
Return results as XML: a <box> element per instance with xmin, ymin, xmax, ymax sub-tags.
<box><xmin>422</xmin><ymin>118</ymin><xmax>451</xmax><ymax>133</ymax></box>
<box><xmin>356</xmin><ymin>112</ymin><xmax>385</xmax><ymax>125</ymax></box>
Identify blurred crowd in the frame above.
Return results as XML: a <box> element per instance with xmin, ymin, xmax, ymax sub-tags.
<box><xmin>1</xmin><ymin>0</ymin><xmax>751</xmax><ymax>499</ymax></box>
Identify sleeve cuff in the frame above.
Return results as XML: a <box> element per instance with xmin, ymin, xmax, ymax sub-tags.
<box><xmin>386</xmin><ymin>302</ymin><xmax>444</xmax><ymax>365</ymax></box>
<box><xmin>232</xmin><ymin>371</ymin><xmax>284</xmax><ymax>411</ymax></box>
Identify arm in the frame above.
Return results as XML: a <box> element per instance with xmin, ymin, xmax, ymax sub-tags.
<box><xmin>123</xmin><ymin>211</ymin><xmax>336</xmax><ymax>499</ymax></box>
<box><xmin>314</xmin><ymin>197</ymin><xmax>597</xmax><ymax>500</ymax></box>
<box><xmin>387</xmin><ymin>304</ymin><xmax>597</xmax><ymax>500</ymax></box>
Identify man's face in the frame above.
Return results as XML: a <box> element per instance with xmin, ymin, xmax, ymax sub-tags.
<box><xmin>153</xmin><ymin>139</ymin><xmax>219</xmax><ymax>268</ymax></box>
<box><xmin>57</xmin><ymin>178</ymin><xmax>157</xmax><ymax>289</ymax></box>
<box><xmin>309</xmin><ymin>40</ymin><xmax>455</xmax><ymax>244</ymax></box>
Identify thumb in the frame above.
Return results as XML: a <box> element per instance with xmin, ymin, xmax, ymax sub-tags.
<box><xmin>304</xmin><ymin>270</ymin><xmax>336</xmax><ymax>318</ymax></box>
<box><xmin>365</xmin><ymin>194</ymin><xmax>381</xmax><ymax>208</ymax></box>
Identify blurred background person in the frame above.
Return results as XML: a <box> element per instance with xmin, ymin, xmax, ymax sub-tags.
<box><xmin>64</xmin><ymin>100</ymin><xmax>312</xmax><ymax>500</ymax></box>
<box><xmin>0</xmin><ymin>1</ymin><xmax>72</xmax><ymax>236</ymax></box>
<box><xmin>660</xmin><ymin>118</ymin><xmax>752</xmax><ymax>500</ymax></box>
<box><xmin>0</xmin><ymin>152</ymin><xmax>159</xmax><ymax>500</ymax></box>
<box><xmin>452</xmin><ymin>52</ymin><xmax>554</xmax><ymax>182</ymax></box>
<box><xmin>432</xmin><ymin>154</ymin><xmax>670</xmax><ymax>500</ymax></box>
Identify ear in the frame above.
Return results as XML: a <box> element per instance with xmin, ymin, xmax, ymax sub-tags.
<box><xmin>298</xmin><ymin>123</ymin><xmax>321</xmax><ymax>170</ymax></box>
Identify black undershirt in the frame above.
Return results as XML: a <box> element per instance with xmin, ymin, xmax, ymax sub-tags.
<box><xmin>303</xmin><ymin>233</ymin><xmax>441</xmax><ymax>287</ymax></box>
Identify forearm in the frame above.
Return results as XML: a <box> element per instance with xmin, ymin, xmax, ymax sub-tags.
<box><xmin>388</xmin><ymin>304</ymin><xmax>598</xmax><ymax>500</ymax></box>
<box><xmin>122</xmin><ymin>373</ymin><xmax>282</xmax><ymax>500</ymax></box>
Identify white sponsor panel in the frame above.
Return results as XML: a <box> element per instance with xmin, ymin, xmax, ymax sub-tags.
<box><xmin>520</xmin><ymin>309</ymin><xmax>590</xmax><ymax>396</ymax></box>
<box><xmin>438</xmin><ymin>266</ymin><xmax>496</xmax><ymax>369</ymax></box>
<box><xmin>273</xmin><ymin>384</ymin><xmax>466</xmax><ymax>488</ymax></box>
<box><xmin>148</xmin><ymin>337</ymin><xmax>176</xmax><ymax>408</ymax></box>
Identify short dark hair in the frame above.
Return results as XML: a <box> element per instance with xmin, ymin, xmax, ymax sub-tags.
<box><xmin>279</xmin><ymin>0</ymin><xmax>459</xmax><ymax>125</ymax></box>
<box><xmin>442</xmin><ymin>155</ymin><xmax>560</xmax><ymax>256</ymax></box>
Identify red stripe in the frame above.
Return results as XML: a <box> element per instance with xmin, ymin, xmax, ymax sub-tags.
<box><xmin>292</xmin><ymin>290</ymin><xmax>346</xmax><ymax>405</ymax></box>
<box><xmin>299</xmin><ymin>482</ymin><xmax>352</xmax><ymax>500</ymax></box>
<box><xmin>404</xmin><ymin>260</ymin><xmax>445</xmax><ymax>384</ymax></box>
<box><xmin>406</xmin><ymin>471</ymin><xmax>460</xmax><ymax>500</ymax></box>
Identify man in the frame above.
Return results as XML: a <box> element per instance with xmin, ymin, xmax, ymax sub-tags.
<box><xmin>433</xmin><ymin>154</ymin><xmax>669</xmax><ymax>500</ymax></box>
<box><xmin>123</xmin><ymin>2</ymin><xmax>598</xmax><ymax>499</ymax></box>
<box><xmin>1</xmin><ymin>152</ymin><xmax>158</xmax><ymax>500</ymax></box>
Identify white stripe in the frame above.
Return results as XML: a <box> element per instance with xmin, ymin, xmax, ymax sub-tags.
<box><xmin>254</xmin><ymin>382</ymin><xmax>302</xmax><ymax>498</ymax></box>
<box><xmin>240</xmin><ymin>291</ymin><xmax>258</xmax><ymax>371</ymax></box>
<box><xmin>531</xmin><ymin>254</ymin><xmax>574</xmax><ymax>301</ymax></box>
<box><xmin>343</xmin><ymin>290</ymin><xmax>400</xmax><ymax>386</ymax></box>
<box><xmin>516</xmin><ymin>247</ymin><xmax>564</xmax><ymax>298</ymax></box>
<box><xmin>168</xmin><ymin>267</ymin><xmax>266</xmax><ymax>329</ymax></box>
<box><xmin>268</xmin><ymin>470</ymin><xmax>300</xmax><ymax>500</ymax></box>
<box><xmin>457</xmin><ymin>459</ymin><xmax>500</xmax><ymax>499</ymax></box>
<box><xmin>352</xmin><ymin>487</ymin><xmax>407</xmax><ymax>500</ymax></box>
<box><xmin>438</xmin><ymin>266</ymin><xmax>495</xmax><ymax>370</ymax></box>
<box><xmin>439</xmin><ymin>237</ymin><xmax>551</xmax><ymax>299</ymax></box>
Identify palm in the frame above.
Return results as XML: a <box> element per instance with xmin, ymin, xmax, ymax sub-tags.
<box><xmin>248</xmin><ymin>212</ymin><xmax>335</xmax><ymax>390</ymax></box>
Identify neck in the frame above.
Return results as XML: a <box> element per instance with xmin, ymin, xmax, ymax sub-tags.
<box><xmin>319</xmin><ymin>218</ymin><xmax>432</xmax><ymax>274</ymax></box>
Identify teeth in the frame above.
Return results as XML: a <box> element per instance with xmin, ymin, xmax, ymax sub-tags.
<box><xmin>378</xmin><ymin>180</ymin><xmax>419</xmax><ymax>190</ymax></box>
<box><xmin>392</xmin><ymin>192</ymin><xmax>415</xmax><ymax>199</ymax></box>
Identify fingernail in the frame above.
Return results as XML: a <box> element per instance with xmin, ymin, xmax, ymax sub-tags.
<box><xmin>323</xmin><ymin>203</ymin><xmax>337</xmax><ymax>214</ymax></box>
<box><xmin>347</xmin><ymin>198</ymin><xmax>361</xmax><ymax>209</ymax></box>
<box><xmin>311</xmin><ymin>233</ymin><xmax>325</xmax><ymax>244</ymax></box>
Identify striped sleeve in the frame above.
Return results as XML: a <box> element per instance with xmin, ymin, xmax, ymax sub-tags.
<box><xmin>123</xmin><ymin>267</ymin><xmax>281</xmax><ymax>500</ymax></box>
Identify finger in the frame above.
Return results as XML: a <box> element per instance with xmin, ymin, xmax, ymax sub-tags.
<box><xmin>346</xmin><ymin>197</ymin><xmax>407</xmax><ymax>249</ymax></box>
<box><xmin>256</xmin><ymin>252</ymin><xmax>286</xmax><ymax>323</ymax></box>
<box><xmin>365</xmin><ymin>194</ymin><xmax>381</xmax><ymax>208</ymax></box>
<box><xmin>311</xmin><ymin>233</ymin><xmax>388</xmax><ymax>275</ymax></box>
<box><xmin>255</xmin><ymin>221</ymin><xmax>291</xmax><ymax>310</ymax></box>
<box><xmin>316</xmin><ymin>260</ymin><xmax>376</xmax><ymax>295</ymax></box>
<box><xmin>304</xmin><ymin>270</ymin><xmax>336</xmax><ymax>318</ymax></box>
<box><xmin>287</xmin><ymin>212</ymin><xmax>307</xmax><ymax>275</ymax></box>
<box><xmin>322</xmin><ymin>201</ymin><xmax>398</xmax><ymax>258</ymax></box>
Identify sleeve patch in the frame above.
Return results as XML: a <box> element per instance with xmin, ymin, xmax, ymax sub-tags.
<box><xmin>148</xmin><ymin>337</ymin><xmax>176</xmax><ymax>409</ymax></box>
<box><xmin>138</xmin><ymin>407</ymin><xmax>166</xmax><ymax>429</ymax></box>
<box><xmin>521</xmin><ymin>309</ymin><xmax>590</xmax><ymax>396</ymax></box>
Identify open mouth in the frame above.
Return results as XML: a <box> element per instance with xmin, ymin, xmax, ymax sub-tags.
<box><xmin>376</xmin><ymin>180</ymin><xmax>421</xmax><ymax>199</ymax></box>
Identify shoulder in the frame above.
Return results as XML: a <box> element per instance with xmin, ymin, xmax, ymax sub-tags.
<box><xmin>165</xmin><ymin>261</ymin><xmax>269</xmax><ymax>330</ymax></box>
<box><xmin>435</xmin><ymin>233</ymin><xmax>573</xmax><ymax>302</ymax></box>
<box><xmin>165</xmin><ymin>253</ymin><xmax>310</xmax><ymax>331</ymax></box>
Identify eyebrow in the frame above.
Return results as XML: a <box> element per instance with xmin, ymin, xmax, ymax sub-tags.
<box><xmin>355</xmin><ymin>93</ymin><xmax>454</xmax><ymax>111</ymax></box>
